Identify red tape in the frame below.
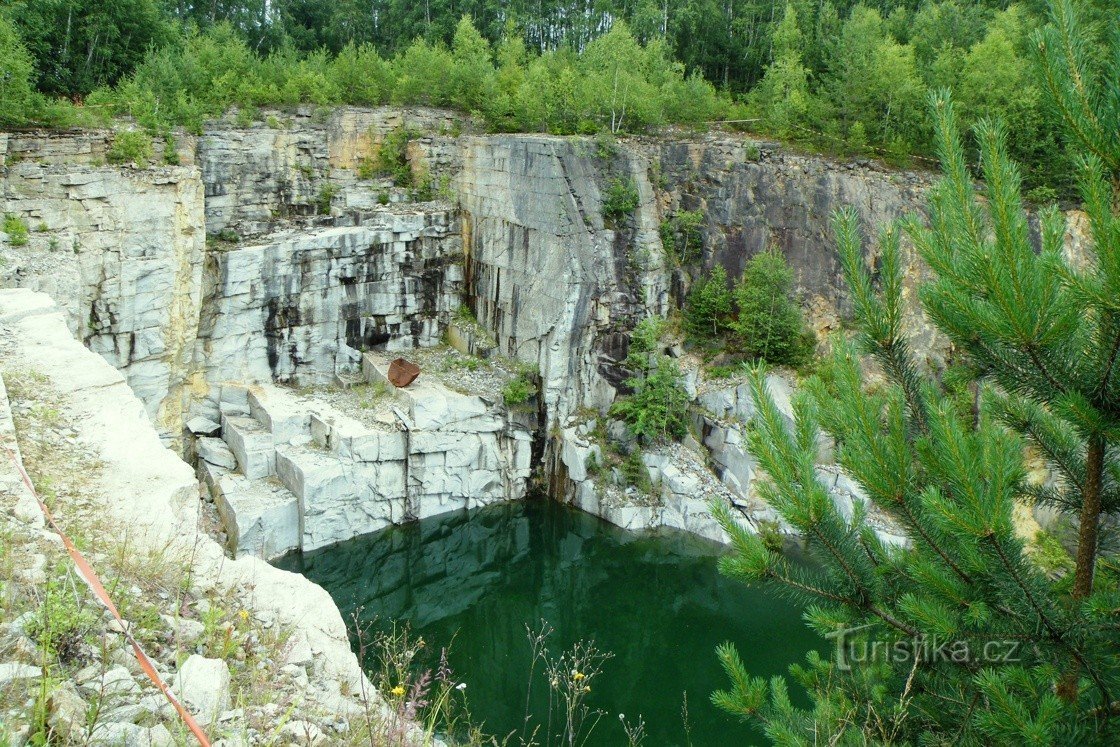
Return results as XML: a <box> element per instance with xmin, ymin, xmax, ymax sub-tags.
<box><xmin>3</xmin><ymin>443</ymin><xmax>211</xmax><ymax>746</ymax></box>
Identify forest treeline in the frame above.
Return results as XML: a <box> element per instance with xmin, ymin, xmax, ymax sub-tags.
<box><xmin>0</xmin><ymin>0</ymin><xmax>1115</xmax><ymax>194</ymax></box>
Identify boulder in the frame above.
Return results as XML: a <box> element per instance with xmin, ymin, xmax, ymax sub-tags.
<box><xmin>173</xmin><ymin>655</ymin><xmax>232</xmax><ymax>726</ymax></box>
<box><xmin>78</xmin><ymin>666</ymin><xmax>138</xmax><ymax>698</ymax></box>
<box><xmin>221</xmin><ymin>414</ymin><xmax>275</xmax><ymax>479</ymax></box>
<box><xmin>0</xmin><ymin>662</ymin><xmax>41</xmax><ymax>687</ymax></box>
<box><xmin>186</xmin><ymin>416</ymin><xmax>222</xmax><ymax>436</ymax></box>
<box><xmin>47</xmin><ymin>682</ymin><xmax>87</xmax><ymax>741</ymax></box>
<box><xmin>197</xmin><ymin>437</ymin><xmax>237</xmax><ymax>470</ymax></box>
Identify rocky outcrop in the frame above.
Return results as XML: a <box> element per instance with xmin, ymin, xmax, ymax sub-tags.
<box><xmin>457</xmin><ymin>135</ymin><xmax>669</xmax><ymax>422</ymax></box>
<box><xmin>0</xmin><ymin>109</ymin><xmax>946</xmax><ymax>553</ymax></box>
<box><xmin>649</xmin><ymin>137</ymin><xmax>943</xmax><ymax>361</ymax></box>
<box><xmin>199</xmin><ymin>107</ymin><xmax>463</xmax><ymax>238</ymax></box>
<box><xmin>0</xmin><ymin>158</ymin><xmax>205</xmax><ymax>440</ymax></box>
<box><xmin>199</xmin><ymin>353</ymin><xmax>533</xmax><ymax>559</ymax></box>
<box><xmin>0</xmin><ymin>288</ymin><xmax>381</xmax><ymax>737</ymax></box>
<box><xmin>193</xmin><ymin>209</ymin><xmax>462</xmax><ymax>417</ymax></box>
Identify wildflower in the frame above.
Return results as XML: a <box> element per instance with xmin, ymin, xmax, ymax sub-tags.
<box><xmin>238</xmin><ymin>610</ymin><xmax>250</xmax><ymax>621</ymax></box>
<box><xmin>455</xmin><ymin>682</ymin><xmax>467</xmax><ymax>691</ymax></box>
<box><xmin>572</xmin><ymin>671</ymin><xmax>586</xmax><ymax>681</ymax></box>
<box><xmin>583</xmin><ymin>685</ymin><xmax>591</xmax><ymax>693</ymax></box>
<box><xmin>390</xmin><ymin>685</ymin><xmax>406</xmax><ymax>697</ymax></box>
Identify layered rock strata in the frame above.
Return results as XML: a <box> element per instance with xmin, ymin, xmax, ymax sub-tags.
<box><xmin>0</xmin><ymin>108</ymin><xmax>946</xmax><ymax>555</ymax></box>
<box><xmin>199</xmin><ymin>353</ymin><xmax>533</xmax><ymax>559</ymax></box>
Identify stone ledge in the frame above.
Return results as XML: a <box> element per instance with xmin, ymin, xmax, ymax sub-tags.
<box><xmin>0</xmin><ymin>288</ymin><xmax>377</xmax><ymax>724</ymax></box>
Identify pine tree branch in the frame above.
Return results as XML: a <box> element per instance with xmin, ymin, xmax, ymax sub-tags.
<box><xmin>1072</xmin><ymin>435</ymin><xmax>1104</xmax><ymax>601</ymax></box>
<box><xmin>894</xmin><ymin>497</ymin><xmax>973</xmax><ymax>585</ymax></box>
<box><xmin>986</xmin><ymin>532</ymin><xmax>1112</xmax><ymax>708</ymax></box>
<box><xmin>766</xmin><ymin>567</ymin><xmax>850</xmax><ymax>605</ymax></box>
<box><xmin>1024</xmin><ymin>343</ymin><xmax>1069</xmax><ymax>397</ymax></box>
<box><xmin>1095</xmin><ymin>321</ymin><xmax>1120</xmax><ymax>400</ymax></box>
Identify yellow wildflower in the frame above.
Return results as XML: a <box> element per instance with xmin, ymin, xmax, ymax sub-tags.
<box><xmin>238</xmin><ymin>610</ymin><xmax>250</xmax><ymax>621</ymax></box>
<box><xmin>572</xmin><ymin>671</ymin><xmax>586</xmax><ymax>681</ymax></box>
<box><xmin>390</xmin><ymin>685</ymin><xmax>406</xmax><ymax>698</ymax></box>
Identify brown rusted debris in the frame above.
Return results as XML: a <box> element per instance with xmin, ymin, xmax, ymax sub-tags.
<box><xmin>387</xmin><ymin>358</ymin><xmax>421</xmax><ymax>387</ymax></box>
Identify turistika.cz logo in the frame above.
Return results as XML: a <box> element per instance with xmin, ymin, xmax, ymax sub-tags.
<box><xmin>825</xmin><ymin>625</ymin><xmax>1023</xmax><ymax>671</ymax></box>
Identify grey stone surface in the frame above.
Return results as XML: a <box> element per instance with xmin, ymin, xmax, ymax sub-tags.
<box><xmin>172</xmin><ymin>655</ymin><xmax>232</xmax><ymax>727</ymax></box>
<box><xmin>197</xmin><ymin>437</ymin><xmax>237</xmax><ymax>470</ymax></box>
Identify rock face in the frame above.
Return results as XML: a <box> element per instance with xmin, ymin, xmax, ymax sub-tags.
<box><xmin>2</xmin><ymin>111</ymin><xmax>946</xmax><ymax>442</ymax></box>
<box><xmin>650</xmin><ymin>138</ymin><xmax>944</xmax><ymax>362</ymax></box>
<box><xmin>196</xmin><ymin>210</ymin><xmax>462</xmax><ymax>406</ymax></box>
<box><xmin>0</xmin><ymin>157</ymin><xmax>205</xmax><ymax>440</ymax></box>
<box><xmin>172</xmin><ymin>655</ymin><xmax>232</xmax><ymax>726</ymax></box>
<box><xmin>0</xmin><ymin>108</ymin><xmax>949</xmax><ymax>553</ymax></box>
<box><xmin>0</xmin><ymin>288</ymin><xmax>376</xmax><ymax>730</ymax></box>
<box><xmin>199</xmin><ymin>107</ymin><xmax>462</xmax><ymax>237</ymax></box>
<box><xmin>202</xmin><ymin>354</ymin><xmax>533</xmax><ymax>558</ymax></box>
<box><xmin>458</xmin><ymin>135</ymin><xmax>669</xmax><ymax>422</ymax></box>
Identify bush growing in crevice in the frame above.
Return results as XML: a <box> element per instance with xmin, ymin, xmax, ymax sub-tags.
<box><xmin>374</xmin><ymin>126</ymin><xmax>421</xmax><ymax>186</ymax></box>
<box><xmin>660</xmin><ymin>209</ymin><xmax>704</xmax><ymax>266</ymax></box>
<box><xmin>684</xmin><ymin>249</ymin><xmax>814</xmax><ymax>369</ymax></box>
<box><xmin>602</xmin><ymin>178</ymin><xmax>639</xmax><ymax>225</ymax></box>
<box><xmin>3</xmin><ymin>213</ymin><xmax>30</xmax><ymax>246</ymax></box>
<box><xmin>683</xmin><ymin>265</ymin><xmax>732</xmax><ymax>342</ymax></box>
<box><xmin>620</xmin><ymin>449</ymin><xmax>653</xmax><ymax>493</ymax></box>
<box><xmin>106</xmin><ymin>130</ymin><xmax>152</xmax><ymax>167</ymax></box>
<box><xmin>610</xmin><ymin>317</ymin><xmax>689</xmax><ymax>442</ymax></box>
<box><xmin>731</xmin><ymin>248</ymin><xmax>814</xmax><ymax>367</ymax></box>
<box><xmin>502</xmin><ymin>366</ymin><xmax>536</xmax><ymax>407</ymax></box>
<box><xmin>316</xmin><ymin>183</ymin><xmax>339</xmax><ymax>215</ymax></box>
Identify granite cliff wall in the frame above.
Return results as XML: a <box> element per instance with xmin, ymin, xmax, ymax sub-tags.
<box><xmin>0</xmin><ymin>146</ymin><xmax>204</xmax><ymax>438</ymax></box>
<box><xmin>0</xmin><ymin>107</ymin><xmax>957</xmax><ymax>554</ymax></box>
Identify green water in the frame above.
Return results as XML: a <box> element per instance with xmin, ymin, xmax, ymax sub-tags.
<box><xmin>276</xmin><ymin>499</ymin><xmax>822</xmax><ymax>746</ymax></box>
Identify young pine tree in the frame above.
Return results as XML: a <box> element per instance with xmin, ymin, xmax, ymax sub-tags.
<box><xmin>731</xmin><ymin>249</ymin><xmax>813</xmax><ymax>367</ymax></box>
<box><xmin>684</xmin><ymin>265</ymin><xmax>733</xmax><ymax>342</ymax></box>
<box><xmin>712</xmin><ymin>1</ymin><xmax>1120</xmax><ymax>741</ymax></box>
<box><xmin>611</xmin><ymin>317</ymin><xmax>689</xmax><ymax>442</ymax></box>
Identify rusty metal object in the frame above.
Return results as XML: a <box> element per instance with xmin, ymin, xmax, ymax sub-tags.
<box><xmin>387</xmin><ymin>357</ymin><xmax>421</xmax><ymax>387</ymax></box>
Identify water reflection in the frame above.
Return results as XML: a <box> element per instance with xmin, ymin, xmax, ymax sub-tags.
<box><xmin>276</xmin><ymin>499</ymin><xmax>822</xmax><ymax>746</ymax></box>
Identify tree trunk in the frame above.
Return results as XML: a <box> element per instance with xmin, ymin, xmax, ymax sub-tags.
<box><xmin>1072</xmin><ymin>435</ymin><xmax>1104</xmax><ymax>599</ymax></box>
<box><xmin>1059</xmin><ymin>435</ymin><xmax>1105</xmax><ymax>703</ymax></box>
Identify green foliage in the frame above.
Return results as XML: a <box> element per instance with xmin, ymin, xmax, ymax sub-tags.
<box><xmin>660</xmin><ymin>209</ymin><xmax>704</xmax><ymax>265</ymax></box>
<box><xmin>105</xmin><ymin>130</ymin><xmax>152</xmax><ymax>167</ymax></box>
<box><xmin>1032</xmin><ymin>529</ymin><xmax>1075</xmax><ymax>578</ymax></box>
<box><xmin>731</xmin><ymin>249</ymin><xmax>814</xmax><ymax>367</ymax></box>
<box><xmin>621</xmin><ymin>449</ymin><xmax>652</xmax><ymax>493</ymax></box>
<box><xmin>375</xmin><ymin>126</ymin><xmax>418</xmax><ymax>186</ymax></box>
<box><xmin>315</xmin><ymin>183</ymin><xmax>338</xmax><ymax>215</ymax></box>
<box><xmin>209</xmin><ymin>228</ymin><xmax>241</xmax><ymax>245</ymax></box>
<box><xmin>610</xmin><ymin>317</ymin><xmax>689</xmax><ymax>443</ymax></box>
<box><xmin>684</xmin><ymin>265</ymin><xmax>733</xmax><ymax>342</ymax></box>
<box><xmin>611</xmin><ymin>356</ymin><xmax>690</xmax><ymax>442</ymax></box>
<box><xmin>747</xmin><ymin>4</ymin><xmax>814</xmax><ymax>140</ymax></box>
<box><xmin>502</xmin><ymin>369</ymin><xmax>535</xmax><ymax>406</ymax></box>
<box><xmin>161</xmin><ymin>132</ymin><xmax>180</xmax><ymax>165</ymax></box>
<box><xmin>0</xmin><ymin>16</ymin><xmax>35</xmax><ymax>126</ymax></box>
<box><xmin>11</xmin><ymin>0</ymin><xmax>173</xmax><ymax>98</ymax></box>
<box><xmin>28</xmin><ymin>574</ymin><xmax>97</xmax><ymax>664</ymax></box>
<box><xmin>822</xmin><ymin>5</ymin><xmax>927</xmax><ymax>160</ymax></box>
<box><xmin>711</xmin><ymin>12</ymin><xmax>1120</xmax><ymax>735</ymax></box>
<box><xmin>2</xmin><ymin>214</ymin><xmax>29</xmax><ymax>246</ymax></box>
<box><xmin>602</xmin><ymin>178</ymin><xmax>639</xmax><ymax>224</ymax></box>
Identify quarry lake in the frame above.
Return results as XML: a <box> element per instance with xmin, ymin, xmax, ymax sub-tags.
<box><xmin>276</xmin><ymin>499</ymin><xmax>822</xmax><ymax>746</ymax></box>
